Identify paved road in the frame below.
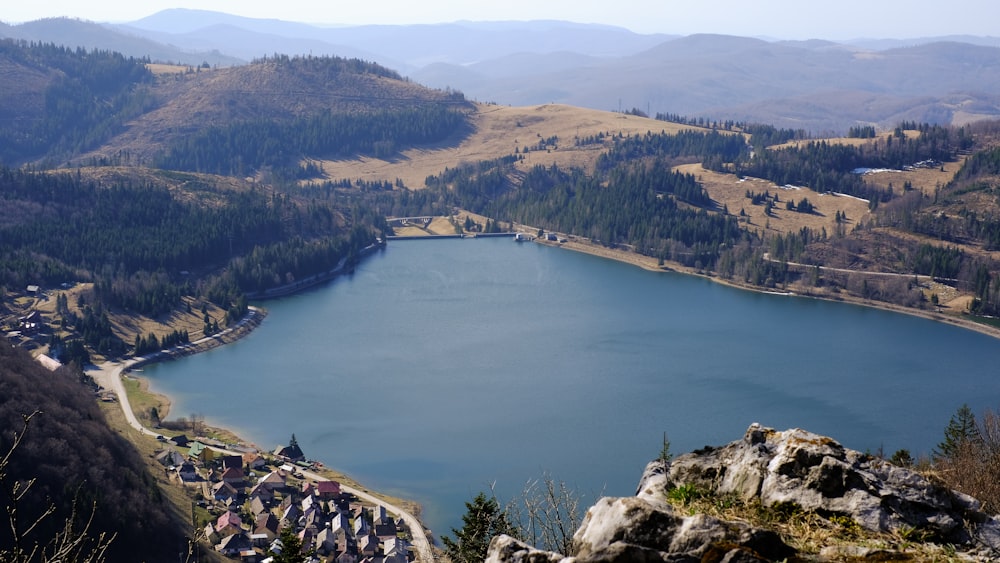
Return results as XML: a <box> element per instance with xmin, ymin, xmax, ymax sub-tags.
<box><xmin>88</xmin><ymin>308</ymin><xmax>436</xmax><ymax>562</ymax></box>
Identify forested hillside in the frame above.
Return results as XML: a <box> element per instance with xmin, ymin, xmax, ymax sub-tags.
<box><xmin>0</xmin><ymin>41</ymin><xmax>154</xmax><ymax>164</ymax></box>
<box><xmin>396</xmin><ymin>116</ymin><xmax>1000</xmax><ymax>319</ymax></box>
<box><xmin>0</xmin><ymin>41</ymin><xmax>471</xmax><ymax>363</ymax></box>
<box><xmin>0</xmin><ymin>342</ymin><xmax>182</xmax><ymax>561</ymax></box>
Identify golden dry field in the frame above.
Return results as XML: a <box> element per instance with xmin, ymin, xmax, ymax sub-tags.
<box><xmin>311</xmin><ymin>103</ymin><xmax>705</xmax><ymax>189</ymax></box>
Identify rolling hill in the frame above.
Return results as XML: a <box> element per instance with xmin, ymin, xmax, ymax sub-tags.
<box><xmin>7</xmin><ymin>12</ymin><xmax>1000</xmax><ymax>132</ymax></box>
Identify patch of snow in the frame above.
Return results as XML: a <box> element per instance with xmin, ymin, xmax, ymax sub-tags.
<box><xmin>779</xmin><ymin>184</ymin><xmax>804</xmax><ymax>190</ymax></box>
<box><xmin>829</xmin><ymin>192</ymin><xmax>870</xmax><ymax>203</ymax></box>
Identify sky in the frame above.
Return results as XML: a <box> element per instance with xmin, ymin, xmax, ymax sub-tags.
<box><xmin>3</xmin><ymin>0</ymin><xmax>999</xmax><ymax>40</ymax></box>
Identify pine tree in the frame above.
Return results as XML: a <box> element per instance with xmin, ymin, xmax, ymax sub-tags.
<box><xmin>270</xmin><ymin>525</ymin><xmax>312</xmax><ymax>563</ymax></box>
<box><xmin>934</xmin><ymin>403</ymin><xmax>981</xmax><ymax>460</ymax></box>
<box><xmin>442</xmin><ymin>492</ymin><xmax>515</xmax><ymax>563</ymax></box>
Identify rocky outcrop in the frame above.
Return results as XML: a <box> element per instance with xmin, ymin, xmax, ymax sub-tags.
<box><xmin>662</xmin><ymin>423</ymin><xmax>1000</xmax><ymax>551</ymax></box>
<box><xmin>486</xmin><ymin>424</ymin><xmax>1000</xmax><ymax>563</ymax></box>
<box><xmin>486</xmin><ymin>495</ymin><xmax>793</xmax><ymax>563</ymax></box>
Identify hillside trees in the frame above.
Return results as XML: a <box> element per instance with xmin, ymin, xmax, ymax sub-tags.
<box><xmin>0</xmin><ymin>165</ymin><xmax>384</xmax><ymax>338</ymax></box>
<box><xmin>156</xmin><ymin>105</ymin><xmax>470</xmax><ymax>177</ymax></box>
<box><xmin>0</xmin><ymin>40</ymin><xmax>155</xmax><ymax>164</ymax></box>
<box><xmin>426</xmin><ymin>154</ymin><xmax>745</xmax><ymax>270</ymax></box>
<box><xmin>0</xmin><ymin>340</ymin><xmax>182</xmax><ymax>560</ymax></box>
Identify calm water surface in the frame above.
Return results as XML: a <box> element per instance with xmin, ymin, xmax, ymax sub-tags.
<box><xmin>144</xmin><ymin>238</ymin><xmax>1000</xmax><ymax>537</ymax></box>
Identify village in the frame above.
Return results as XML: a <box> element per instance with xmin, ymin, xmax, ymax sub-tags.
<box><xmin>157</xmin><ymin>433</ymin><xmax>416</xmax><ymax>562</ymax></box>
<box><xmin>2</xmin><ymin>285</ymin><xmax>422</xmax><ymax>562</ymax></box>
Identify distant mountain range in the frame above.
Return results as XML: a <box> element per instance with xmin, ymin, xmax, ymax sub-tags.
<box><xmin>3</xmin><ymin>9</ymin><xmax>1000</xmax><ymax>132</ymax></box>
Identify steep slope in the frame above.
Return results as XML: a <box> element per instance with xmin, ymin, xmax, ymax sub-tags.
<box><xmin>92</xmin><ymin>55</ymin><xmax>470</xmax><ymax>165</ymax></box>
<box><xmin>0</xmin><ymin>341</ymin><xmax>183</xmax><ymax>561</ymax></box>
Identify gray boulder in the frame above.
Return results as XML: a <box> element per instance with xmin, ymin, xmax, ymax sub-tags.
<box><xmin>662</xmin><ymin>423</ymin><xmax>1000</xmax><ymax>551</ymax></box>
<box><xmin>487</xmin><ymin>424</ymin><xmax>1000</xmax><ymax>563</ymax></box>
<box><xmin>487</xmin><ymin>491</ymin><xmax>793</xmax><ymax>563</ymax></box>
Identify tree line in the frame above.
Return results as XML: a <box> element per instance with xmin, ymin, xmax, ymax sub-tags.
<box><xmin>156</xmin><ymin>105</ymin><xmax>470</xmax><ymax>177</ymax></box>
<box><xmin>0</xmin><ymin>165</ymin><xmax>385</xmax><ymax>357</ymax></box>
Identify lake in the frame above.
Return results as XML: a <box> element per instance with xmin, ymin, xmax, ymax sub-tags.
<box><xmin>143</xmin><ymin>237</ymin><xmax>1000</xmax><ymax>538</ymax></box>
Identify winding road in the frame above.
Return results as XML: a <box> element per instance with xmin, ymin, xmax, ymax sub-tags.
<box><xmin>87</xmin><ymin>308</ymin><xmax>436</xmax><ymax>562</ymax></box>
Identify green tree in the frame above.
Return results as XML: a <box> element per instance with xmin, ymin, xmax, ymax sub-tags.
<box><xmin>442</xmin><ymin>492</ymin><xmax>515</xmax><ymax>563</ymax></box>
<box><xmin>934</xmin><ymin>403</ymin><xmax>981</xmax><ymax>460</ymax></box>
<box><xmin>889</xmin><ymin>449</ymin><xmax>913</xmax><ymax>467</ymax></box>
<box><xmin>270</xmin><ymin>525</ymin><xmax>312</xmax><ymax>563</ymax></box>
<box><xmin>659</xmin><ymin>431</ymin><xmax>672</xmax><ymax>464</ymax></box>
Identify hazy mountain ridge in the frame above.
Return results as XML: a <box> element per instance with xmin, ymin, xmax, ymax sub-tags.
<box><xmin>4</xmin><ymin>10</ymin><xmax>1000</xmax><ymax>133</ymax></box>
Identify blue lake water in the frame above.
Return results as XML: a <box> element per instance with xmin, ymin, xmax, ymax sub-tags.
<box><xmin>143</xmin><ymin>237</ymin><xmax>1000</xmax><ymax>538</ymax></box>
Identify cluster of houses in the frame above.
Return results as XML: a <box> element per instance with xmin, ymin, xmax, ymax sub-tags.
<box><xmin>155</xmin><ymin>436</ymin><xmax>414</xmax><ymax>562</ymax></box>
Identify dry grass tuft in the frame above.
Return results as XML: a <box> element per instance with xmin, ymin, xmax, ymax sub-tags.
<box><xmin>663</xmin><ymin>487</ymin><xmax>967</xmax><ymax>560</ymax></box>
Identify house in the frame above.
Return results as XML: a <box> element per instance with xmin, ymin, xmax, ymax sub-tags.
<box><xmin>215</xmin><ymin>511</ymin><xmax>243</xmax><ymax>536</ymax></box>
<box><xmin>212</xmin><ymin>480</ymin><xmax>239</xmax><ymax>503</ymax></box>
<box><xmin>176</xmin><ymin>461</ymin><xmax>199</xmax><ymax>482</ymax></box>
<box><xmin>245</xmin><ymin>453</ymin><xmax>267</xmax><ymax>471</ymax></box>
<box><xmin>371</xmin><ymin>505</ymin><xmax>387</xmax><ymax>526</ymax></box>
<box><xmin>257</xmin><ymin>471</ymin><xmax>287</xmax><ymax>493</ymax></box>
<box><xmin>249</xmin><ymin>497</ymin><xmax>268</xmax><ymax>518</ymax></box>
<box><xmin>301</xmin><ymin>481</ymin><xmax>315</xmax><ymax>497</ymax></box>
<box><xmin>301</xmin><ymin>494</ymin><xmax>318</xmax><ymax>513</ymax></box>
<box><xmin>25</xmin><ymin>285</ymin><xmax>40</xmax><ymax>295</ymax></box>
<box><xmin>315</xmin><ymin>528</ymin><xmax>340</xmax><ymax>556</ymax></box>
<box><xmin>374</xmin><ymin>520</ymin><xmax>397</xmax><ymax>540</ymax></box>
<box><xmin>315</xmin><ymin>479</ymin><xmax>341</xmax><ymax>500</ymax></box>
<box><xmin>254</xmin><ymin>513</ymin><xmax>280</xmax><ymax>541</ymax></box>
<box><xmin>188</xmin><ymin>441</ymin><xmax>215</xmax><ymax>463</ymax></box>
<box><xmin>170</xmin><ymin>434</ymin><xmax>191</xmax><ymax>447</ymax></box>
<box><xmin>279</xmin><ymin>505</ymin><xmax>300</xmax><ymax>530</ymax></box>
<box><xmin>155</xmin><ymin>448</ymin><xmax>186</xmax><ymax>468</ymax></box>
<box><xmin>221</xmin><ymin>466</ymin><xmax>246</xmax><ymax>488</ymax></box>
<box><xmin>249</xmin><ymin>482</ymin><xmax>275</xmax><ymax>504</ymax></box>
<box><xmin>216</xmin><ymin>532</ymin><xmax>252</xmax><ymax>557</ymax></box>
<box><xmin>353</xmin><ymin>514</ymin><xmax>370</xmax><ymax>538</ymax></box>
<box><xmin>221</xmin><ymin>455</ymin><xmax>244</xmax><ymax>470</ymax></box>
<box><xmin>383</xmin><ymin>537</ymin><xmax>410</xmax><ymax>560</ymax></box>
<box><xmin>358</xmin><ymin>533</ymin><xmax>379</xmax><ymax>558</ymax></box>
<box><xmin>203</xmin><ymin>523</ymin><xmax>219</xmax><ymax>546</ymax></box>
<box><xmin>329</xmin><ymin>512</ymin><xmax>350</xmax><ymax>537</ymax></box>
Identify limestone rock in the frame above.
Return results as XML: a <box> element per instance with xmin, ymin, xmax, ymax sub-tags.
<box><xmin>660</xmin><ymin>423</ymin><xmax>1000</xmax><ymax>551</ymax></box>
<box><xmin>487</xmin><ymin>424</ymin><xmax>1000</xmax><ymax>563</ymax></box>
<box><xmin>486</xmin><ymin>493</ymin><xmax>794</xmax><ymax>563</ymax></box>
<box><xmin>485</xmin><ymin>535</ymin><xmax>565</xmax><ymax>563</ymax></box>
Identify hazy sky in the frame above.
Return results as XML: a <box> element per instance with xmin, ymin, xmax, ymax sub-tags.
<box><xmin>4</xmin><ymin>0</ymin><xmax>998</xmax><ymax>39</ymax></box>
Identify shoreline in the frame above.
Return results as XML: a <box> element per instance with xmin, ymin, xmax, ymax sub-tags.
<box><xmin>96</xmin><ymin>302</ymin><xmax>437</xmax><ymax>561</ymax></box>
<box><xmin>537</xmin><ymin>236</ymin><xmax>1000</xmax><ymax>342</ymax></box>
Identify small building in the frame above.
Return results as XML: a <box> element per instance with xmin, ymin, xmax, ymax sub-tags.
<box><xmin>315</xmin><ymin>480</ymin><xmax>341</xmax><ymax>500</ymax></box>
<box><xmin>177</xmin><ymin>461</ymin><xmax>199</xmax><ymax>482</ymax></box>
<box><xmin>35</xmin><ymin>354</ymin><xmax>61</xmax><ymax>371</ymax></box>
<box><xmin>215</xmin><ymin>511</ymin><xmax>243</xmax><ymax>536</ymax></box>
